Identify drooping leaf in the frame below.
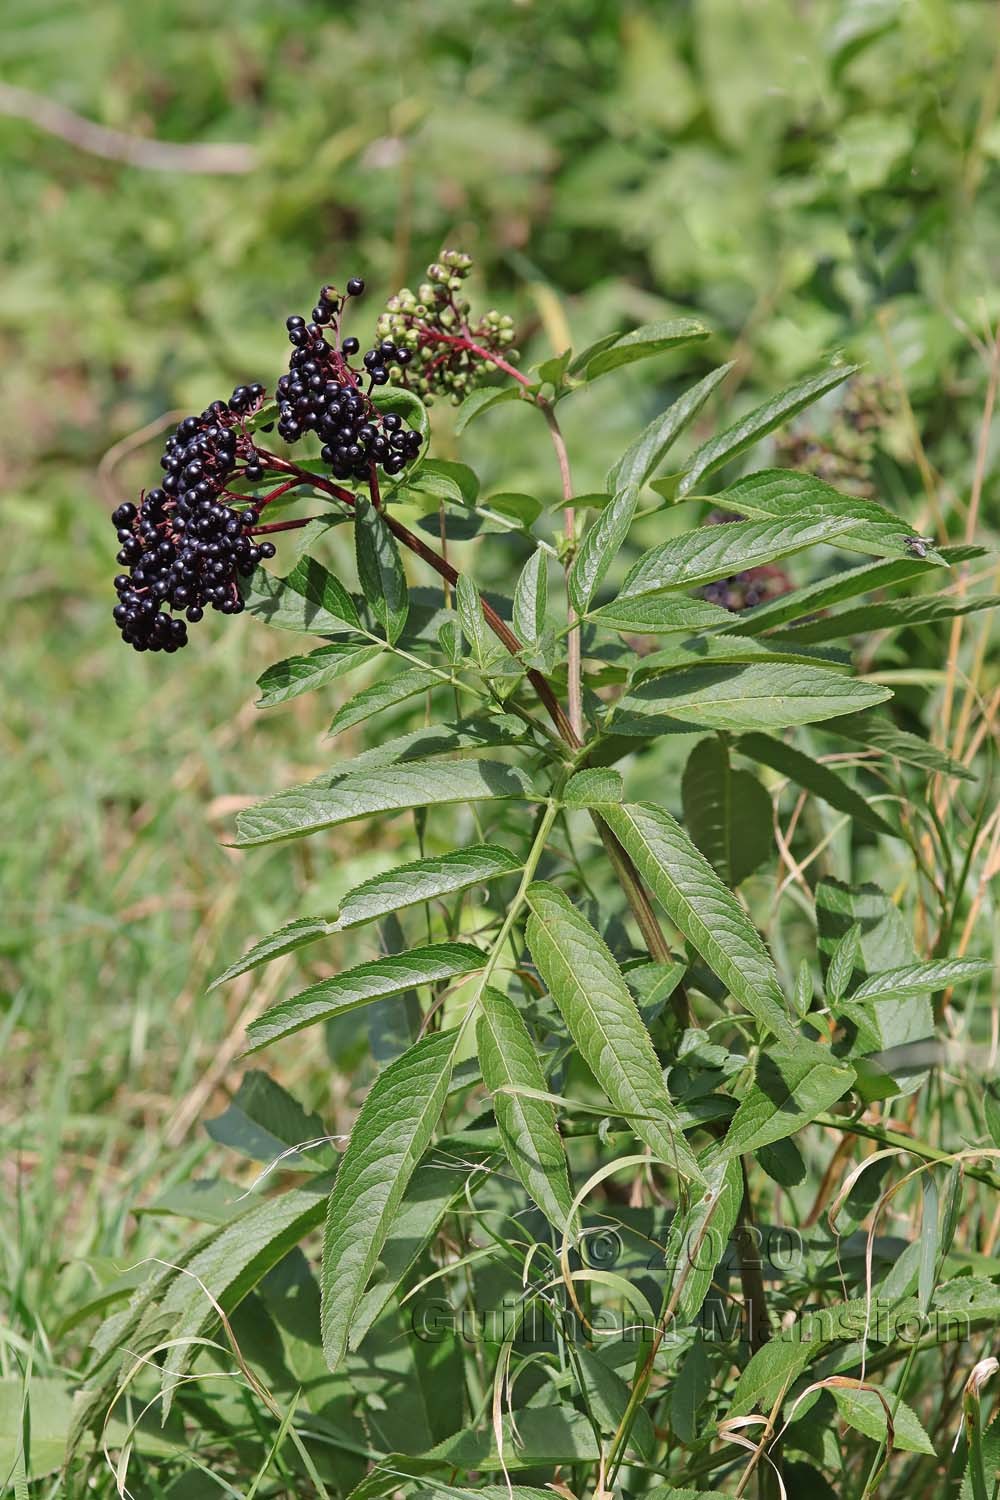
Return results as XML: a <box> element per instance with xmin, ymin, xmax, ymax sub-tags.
<box><xmin>235</xmin><ymin>759</ymin><xmax>537</xmax><ymax>846</ymax></box>
<box><xmin>245</xmin><ymin>557</ymin><xmax>361</xmax><ymax>634</ymax></box>
<box><xmin>588</xmin><ymin>593</ymin><xmax>735</xmax><ymax>636</ymax></box>
<box><xmin>708</xmin><ymin>469</ymin><xmax>938</xmax><ymax>562</ymax></box>
<box><xmin>582</xmin><ymin>318</ymin><xmax>711</xmax><ymax>379</ymax></box>
<box><xmin>767</xmin><ymin>592</ymin><xmax>1000</xmax><ymax>645</ymax></box>
<box><xmin>606</xmin><ymin>363</ymin><xmax>734</xmax><ymax>495</ymax></box>
<box><xmin>255</xmin><ymin>643</ymin><xmax>383</xmax><ymax>708</ymax></box>
<box><xmin>820</xmin><ymin>712</ymin><xmax>975</xmax><ymax>781</ymax></box>
<box><xmin>597</xmin><ymin>802</ymin><xmax>795</xmax><ymax>1041</ymax></box>
<box><xmin>246</xmin><ymin>943</ymin><xmax>485</xmax><ymax>1051</ymax></box>
<box><xmin>328</xmin><ymin>667</ymin><xmax>442</xmax><ymax>736</ymax></box>
<box><xmin>513</xmin><ymin>549</ymin><xmax>548</xmax><ymax>646</ymax></box>
<box><xmin>210</xmin><ymin>915</ymin><xmax>336</xmax><ymax>989</ymax></box>
<box><xmin>706</xmin><ymin>1044</ymin><xmax>855</xmax><ymax>1163</ymax></box>
<box><xmin>676</xmin><ymin>365</ymin><xmax>858</xmax><ymax>496</ymax></box>
<box><xmin>663</xmin><ymin>1156</ymin><xmax>744</xmax><ymax>1326</ymax></box>
<box><xmin>321</xmin><ymin>1029</ymin><xmax>459</xmax><ymax>1370</ymax></box>
<box><xmin>615</xmin><ymin>516</ymin><xmax>852</xmax><ymax>600</ymax></box>
<box><xmin>477</xmin><ymin>986</ymin><xmax>575</xmax><ymax>1231</ymax></box>
<box><xmin>524</xmin><ymin>881</ymin><xmax>705</xmax><ymax>1183</ymax></box>
<box><xmin>355</xmin><ymin>496</ymin><xmax>409</xmax><ymax>644</ymax></box>
<box><xmin>725</xmin><ymin>549</ymin><xmax>980</xmax><ymax>637</ymax></box>
<box><xmin>736</xmin><ymin>732</ymin><xmax>897</xmax><ymax>837</ymax></box>
<box><xmin>681</xmin><ymin>736</ymin><xmax>772</xmax><ymax>886</ymax></box>
<box><xmin>205</xmin><ymin>1070</ymin><xmax>333</xmax><ymax>1169</ymax></box>
<box><xmin>614</xmin><ymin>662</ymin><xmax>890</xmax><ymax>733</ymax></box>
<box><xmin>832</xmin><ymin>1387</ymin><xmax>935</xmax><ymax>1455</ymax></box>
<box><xmin>568</xmin><ymin>486</ymin><xmax>639</xmax><ymax>615</ymax></box>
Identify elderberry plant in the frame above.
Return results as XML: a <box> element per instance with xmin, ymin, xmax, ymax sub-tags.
<box><xmin>85</xmin><ymin>257</ymin><xmax>1000</xmax><ymax>1497</ymax></box>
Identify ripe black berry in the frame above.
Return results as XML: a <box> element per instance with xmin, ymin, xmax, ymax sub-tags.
<box><xmin>346</xmin><ymin>277</ymin><xmax>365</xmax><ymax>297</ymax></box>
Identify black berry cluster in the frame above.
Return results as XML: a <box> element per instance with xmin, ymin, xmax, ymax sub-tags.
<box><xmin>376</xmin><ymin>250</ymin><xmax>519</xmax><ymax>405</ymax></box>
<box><xmin>111</xmin><ymin>391</ymin><xmax>275</xmax><ymax>652</ymax></box>
<box><xmin>276</xmin><ymin>278</ymin><xmax>423</xmax><ymax>480</ymax></box>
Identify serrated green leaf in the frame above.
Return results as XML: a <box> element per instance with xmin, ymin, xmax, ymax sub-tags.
<box><xmin>710</xmin><ymin>469</ymin><xmax>934</xmax><ymax>562</ymax></box>
<box><xmin>563</xmin><ymin>768</ymin><xmax>624</xmax><ymax>808</ymax></box>
<box><xmin>453</xmin><ymin>384</ymin><xmax>521</xmax><ymax>434</ymax></box>
<box><xmin>583</xmin><ymin>319</ymin><xmax>710</xmax><ymax>379</ymax></box>
<box><xmin>820</xmin><ymin>712</ymin><xmax>976</xmax><ymax>780</ymax></box>
<box><xmin>524</xmin><ymin>881</ymin><xmax>705</xmax><ymax>1183</ymax></box>
<box><xmin>849</xmin><ymin>958</ymin><xmax>993</xmax><ymax>1003</ymax></box>
<box><xmin>617</xmin><ymin>516</ymin><xmax>852</xmax><ymax>600</ymax></box>
<box><xmin>256</xmin><ymin>643</ymin><xmax>383</xmax><ymax>708</ymax></box>
<box><xmin>456</xmin><ymin>574</ymin><xmax>490</xmax><ymax>662</ymax></box>
<box><xmin>635</xmin><ymin>634</ymin><xmax>850</xmax><ymax>679</ymax></box>
<box><xmin>606</xmin><ymin>363</ymin><xmax>734</xmax><ymax>495</ymax></box>
<box><xmin>347</xmin><ymin>714</ymin><xmax>528</xmax><ymax>770</ymax></box>
<box><xmin>355</xmin><ymin>496</ymin><xmax>409</xmax><ymax>644</ymax></box>
<box><xmin>677</xmin><ymin>365</ymin><xmax>858</xmax><ymax>496</ymax></box>
<box><xmin>615</xmin><ymin>662</ymin><xmax>890</xmax><ymax>733</ymax></box>
<box><xmin>210</xmin><ymin>915</ymin><xmax>336</xmax><ymax>989</ymax></box>
<box><xmin>245</xmin><ymin>558</ymin><xmax>361</xmax><ymax>634</ymax></box>
<box><xmin>235</xmin><ymin>759</ymin><xmax>537</xmax><ymax>846</ymax></box>
<box><xmin>832</xmin><ymin>1387</ymin><xmax>935</xmax><ymax>1455</ymax></box>
<box><xmin>205</xmin><ymin>1070</ymin><xmax>333</xmax><ymax>1168</ymax></box>
<box><xmin>568</xmin><ymin>486</ymin><xmax>639</xmax><ymax>615</ymax></box>
<box><xmin>246</xmin><ymin>943</ymin><xmax>484</xmax><ymax>1052</ymax></box>
<box><xmin>725</xmin><ymin>550</ymin><xmax>979</xmax><ymax>638</ymax></box>
<box><xmin>335</xmin><ymin>843</ymin><xmax>522</xmax><ymax>929</ymax></box>
<box><xmin>513</xmin><ymin>549</ymin><xmax>547</xmax><ymax>646</ymax></box>
<box><xmin>768</xmin><ymin>592</ymin><xmax>1000</xmax><ymax>645</ymax></box>
<box><xmin>597</xmin><ymin>802</ymin><xmax>795</xmax><ymax>1041</ymax></box>
<box><xmin>736</xmin><ymin>732</ymin><xmax>897</xmax><ymax>837</ymax></box>
<box><xmin>728</xmin><ymin>1339</ymin><xmax>813</xmax><ymax>1418</ymax></box>
<box><xmin>477</xmin><ymin>986</ymin><xmax>575</xmax><ymax>1231</ymax></box>
<box><xmin>707</xmin><ymin>1044</ymin><xmax>855</xmax><ymax>1163</ymax></box>
<box><xmin>588</xmin><ymin>593</ymin><xmax>734</xmax><ymax>635</ymax></box>
<box><xmin>321</xmin><ymin>1029</ymin><xmax>459</xmax><ymax>1369</ymax></box>
<box><xmin>328</xmin><ymin>667</ymin><xmax>441</xmax><ymax>736</ymax></box>
<box><xmin>681</xmin><ymin>736</ymin><xmax>772</xmax><ymax>886</ymax></box>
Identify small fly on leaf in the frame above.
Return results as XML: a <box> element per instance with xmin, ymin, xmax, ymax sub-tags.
<box><xmin>904</xmin><ymin>535</ymin><xmax>935</xmax><ymax>558</ymax></box>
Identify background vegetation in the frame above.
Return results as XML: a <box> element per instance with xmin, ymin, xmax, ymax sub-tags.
<box><xmin>2</xmin><ymin>0</ymin><xmax>999</xmax><ymax>1493</ymax></box>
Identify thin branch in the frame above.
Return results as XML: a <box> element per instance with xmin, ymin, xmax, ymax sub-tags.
<box><xmin>0</xmin><ymin>83</ymin><xmax>258</xmax><ymax>174</ymax></box>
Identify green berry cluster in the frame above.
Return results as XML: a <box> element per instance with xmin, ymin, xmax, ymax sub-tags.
<box><xmin>375</xmin><ymin>250</ymin><xmax>519</xmax><ymax>405</ymax></box>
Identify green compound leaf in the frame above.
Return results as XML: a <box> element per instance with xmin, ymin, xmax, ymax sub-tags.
<box><xmin>477</xmin><ymin>986</ymin><xmax>576</xmax><ymax>1232</ymax></box>
<box><xmin>525</xmin><ymin>881</ymin><xmax>705</xmax><ymax>1184</ymax></box>
<box><xmin>321</xmin><ymin>1028</ymin><xmax>459</xmax><ymax>1370</ymax></box>
<box><xmin>235</xmin><ymin>759</ymin><xmax>538</xmax><ymax>846</ymax></box>
<box><xmin>246</xmin><ymin>943</ymin><xmax>484</xmax><ymax>1052</ymax></box>
<box><xmin>597</xmin><ymin>802</ymin><xmax>795</xmax><ymax>1042</ymax></box>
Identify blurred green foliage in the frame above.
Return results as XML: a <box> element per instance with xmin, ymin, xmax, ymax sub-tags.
<box><xmin>2</xmin><ymin>0</ymin><xmax>999</xmax><ymax>1475</ymax></box>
